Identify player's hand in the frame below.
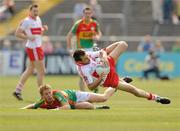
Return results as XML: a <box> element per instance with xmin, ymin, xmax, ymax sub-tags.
<box><xmin>92</xmin><ymin>35</ymin><xmax>100</xmax><ymax>41</ymax></box>
<box><xmin>28</xmin><ymin>35</ymin><xmax>36</xmax><ymax>41</ymax></box>
<box><xmin>42</xmin><ymin>25</ymin><xmax>48</xmax><ymax>31</ymax></box>
<box><xmin>99</xmin><ymin>72</ymin><xmax>106</xmax><ymax>79</ymax></box>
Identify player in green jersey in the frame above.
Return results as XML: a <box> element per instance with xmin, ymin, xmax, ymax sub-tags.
<box><xmin>67</xmin><ymin>6</ymin><xmax>102</xmax><ymax>51</ymax></box>
<box><xmin>22</xmin><ymin>84</ymin><xmax>116</xmax><ymax>110</ymax></box>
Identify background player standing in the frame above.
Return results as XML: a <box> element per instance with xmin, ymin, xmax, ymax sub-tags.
<box><xmin>13</xmin><ymin>4</ymin><xmax>48</xmax><ymax>100</ymax></box>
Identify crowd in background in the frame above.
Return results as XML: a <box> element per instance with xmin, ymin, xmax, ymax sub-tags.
<box><xmin>152</xmin><ymin>0</ymin><xmax>180</xmax><ymax>24</ymax></box>
<box><xmin>0</xmin><ymin>0</ymin><xmax>180</xmax><ymax>52</ymax></box>
<box><xmin>0</xmin><ymin>36</ymin><xmax>68</xmax><ymax>55</ymax></box>
<box><xmin>73</xmin><ymin>0</ymin><xmax>102</xmax><ymax>21</ymax></box>
<box><xmin>137</xmin><ymin>34</ymin><xmax>180</xmax><ymax>53</ymax></box>
<box><xmin>0</xmin><ymin>0</ymin><xmax>15</xmax><ymax>21</ymax></box>
<box><xmin>0</xmin><ymin>35</ymin><xmax>180</xmax><ymax>53</ymax></box>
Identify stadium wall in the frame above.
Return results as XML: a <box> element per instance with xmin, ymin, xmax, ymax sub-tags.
<box><xmin>117</xmin><ymin>52</ymin><xmax>180</xmax><ymax>78</ymax></box>
<box><xmin>0</xmin><ymin>51</ymin><xmax>179</xmax><ymax>77</ymax></box>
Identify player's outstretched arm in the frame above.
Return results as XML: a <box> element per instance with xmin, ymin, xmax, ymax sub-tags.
<box><xmin>21</xmin><ymin>104</ymin><xmax>35</xmax><ymax>109</ymax></box>
<box><xmin>66</xmin><ymin>31</ymin><xmax>73</xmax><ymax>50</ymax></box>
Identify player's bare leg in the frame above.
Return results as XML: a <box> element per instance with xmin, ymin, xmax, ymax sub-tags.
<box><xmin>106</xmin><ymin>41</ymin><xmax>133</xmax><ymax>83</ymax></box>
<box><xmin>74</xmin><ymin>102</ymin><xmax>109</xmax><ymax>109</ymax></box>
<box><xmin>13</xmin><ymin>62</ymin><xmax>34</xmax><ymax>100</ymax></box>
<box><xmin>107</xmin><ymin>41</ymin><xmax>128</xmax><ymax>63</ymax></box>
<box><xmin>88</xmin><ymin>87</ymin><xmax>116</xmax><ymax>103</ymax></box>
<box><xmin>75</xmin><ymin>102</ymin><xmax>94</xmax><ymax>109</ymax></box>
<box><xmin>116</xmin><ymin>80</ymin><xmax>170</xmax><ymax>104</ymax></box>
<box><xmin>104</xmin><ymin>42</ymin><xmax>121</xmax><ymax>54</ymax></box>
<box><xmin>34</xmin><ymin>60</ymin><xmax>45</xmax><ymax>87</ymax></box>
<box><xmin>104</xmin><ymin>41</ymin><xmax>127</xmax><ymax>59</ymax></box>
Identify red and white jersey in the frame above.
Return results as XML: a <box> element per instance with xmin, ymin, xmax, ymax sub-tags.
<box><xmin>76</xmin><ymin>51</ymin><xmax>108</xmax><ymax>85</ymax></box>
<box><xmin>19</xmin><ymin>16</ymin><xmax>43</xmax><ymax>48</ymax></box>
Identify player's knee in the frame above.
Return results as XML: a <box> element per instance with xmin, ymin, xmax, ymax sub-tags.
<box><xmin>118</xmin><ymin>41</ymin><xmax>128</xmax><ymax>50</ymax></box>
<box><xmin>101</xmin><ymin>95</ymin><xmax>108</xmax><ymax>102</ymax></box>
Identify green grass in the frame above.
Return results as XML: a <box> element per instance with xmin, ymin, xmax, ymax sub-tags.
<box><xmin>0</xmin><ymin>76</ymin><xmax>180</xmax><ymax>131</ymax></box>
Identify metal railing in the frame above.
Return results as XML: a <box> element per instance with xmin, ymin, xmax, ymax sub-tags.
<box><xmin>51</xmin><ymin>13</ymin><xmax>127</xmax><ymax>36</ymax></box>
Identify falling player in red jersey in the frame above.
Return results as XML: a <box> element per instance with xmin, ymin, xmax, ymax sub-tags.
<box><xmin>73</xmin><ymin>41</ymin><xmax>171</xmax><ymax>104</ymax></box>
<box><xmin>13</xmin><ymin>4</ymin><xmax>48</xmax><ymax>100</ymax></box>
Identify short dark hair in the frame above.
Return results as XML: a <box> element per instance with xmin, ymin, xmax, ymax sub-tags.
<box><xmin>83</xmin><ymin>6</ymin><xmax>92</xmax><ymax>13</ymax></box>
<box><xmin>73</xmin><ymin>49</ymin><xmax>86</xmax><ymax>62</ymax></box>
<box><xmin>29</xmin><ymin>4</ymin><xmax>38</xmax><ymax>10</ymax></box>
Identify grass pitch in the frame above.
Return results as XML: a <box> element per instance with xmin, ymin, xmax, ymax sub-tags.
<box><xmin>0</xmin><ymin>76</ymin><xmax>179</xmax><ymax>131</ymax></box>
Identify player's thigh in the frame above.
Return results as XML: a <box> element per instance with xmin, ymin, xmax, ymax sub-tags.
<box><xmin>33</xmin><ymin>60</ymin><xmax>45</xmax><ymax>73</ymax></box>
<box><xmin>75</xmin><ymin>102</ymin><xmax>94</xmax><ymax>109</ymax></box>
<box><xmin>88</xmin><ymin>93</ymin><xmax>106</xmax><ymax>103</ymax></box>
<box><xmin>25</xmin><ymin>60</ymin><xmax>34</xmax><ymax>71</ymax></box>
<box><xmin>109</xmin><ymin>46</ymin><xmax>126</xmax><ymax>63</ymax></box>
<box><xmin>105</xmin><ymin>42</ymin><xmax>118</xmax><ymax>54</ymax></box>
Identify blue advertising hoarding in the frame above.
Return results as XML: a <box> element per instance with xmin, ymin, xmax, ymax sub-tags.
<box><xmin>116</xmin><ymin>52</ymin><xmax>180</xmax><ymax>77</ymax></box>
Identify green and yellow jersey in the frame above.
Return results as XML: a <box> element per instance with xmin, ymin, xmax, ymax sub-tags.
<box><xmin>33</xmin><ymin>90</ymin><xmax>77</xmax><ymax>109</ymax></box>
<box><xmin>71</xmin><ymin>18</ymin><xmax>100</xmax><ymax>49</ymax></box>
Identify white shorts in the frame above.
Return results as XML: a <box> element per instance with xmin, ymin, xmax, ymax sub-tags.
<box><xmin>76</xmin><ymin>91</ymin><xmax>90</xmax><ymax>102</ymax></box>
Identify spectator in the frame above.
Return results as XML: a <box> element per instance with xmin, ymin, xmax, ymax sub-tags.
<box><xmin>152</xmin><ymin>0</ymin><xmax>164</xmax><ymax>24</ymax></box>
<box><xmin>175</xmin><ymin>0</ymin><xmax>180</xmax><ymax>19</ymax></box>
<box><xmin>142</xmin><ymin>51</ymin><xmax>161</xmax><ymax>79</ymax></box>
<box><xmin>73</xmin><ymin>0</ymin><xmax>87</xmax><ymax>21</ymax></box>
<box><xmin>162</xmin><ymin>0</ymin><xmax>174</xmax><ymax>23</ymax></box>
<box><xmin>173</xmin><ymin>0</ymin><xmax>180</xmax><ymax>24</ymax></box>
<box><xmin>3</xmin><ymin>0</ymin><xmax>15</xmax><ymax>15</ymax></box>
<box><xmin>42</xmin><ymin>36</ymin><xmax>54</xmax><ymax>54</ymax></box>
<box><xmin>89</xmin><ymin>0</ymin><xmax>102</xmax><ymax>20</ymax></box>
<box><xmin>2</xmin><ymin>39</ymin><xmax>12</xmax><ymax>51</ymax></box>
<box><xmin>172</xmin><ymin>39</ymin><xmax>180</xmax><ymax>52</ymax></box>
<box><xmin>0</xmin><ymin>0</ymin><xmax>15</xmax><ymax>21</ymax></box>
<box><xmin>154</xmin><ymin>40</ymin><xmax>165</xmax><ymax>53</ymax></box>
<box><xmin>137</xmin><ymin>35</ymin><xmax>155</xmax><ymax>52</ymax></box>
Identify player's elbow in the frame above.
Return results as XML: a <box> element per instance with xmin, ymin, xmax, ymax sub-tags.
<box><xmin>87</xmin><ymin>84</ymin><xmax>97</xmax><ymax>91</ymax></box>
<box><xmin>14</xmin><ymin>31</ymin><xmax>18</xmax><ymax>37</ymax></box>
<box><xmin>15</xmin><ymin>31</ymin><xmax>22</xmax><ymax>39</ymax></box>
